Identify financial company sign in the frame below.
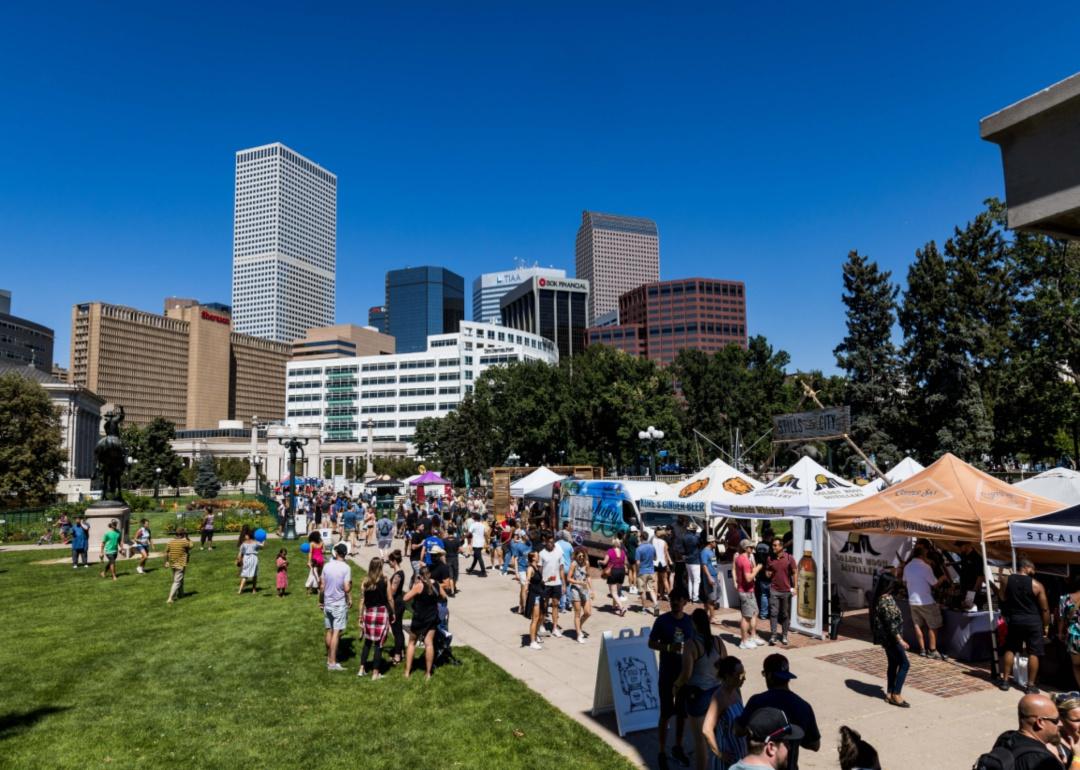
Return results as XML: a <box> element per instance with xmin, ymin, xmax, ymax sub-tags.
<box><xmin>201</xmin><ymin>310</ymin><xmax>230</xmax><ymax>325</ymax></box>
<box><xmin>538</xmin><ymin>277</ymin><xmax>588</xmax><ymax>291</ymax></box>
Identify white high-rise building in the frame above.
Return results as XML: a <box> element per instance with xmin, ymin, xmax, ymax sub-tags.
<box><xmin>472</xmin><ymin>264</ymin><xmax>567</xmax><ymax>324</ymax></box>
<box><xmin>231</xmin><ymin>142</ymin><xmax>337</xmax><ymax>342</ymax></box>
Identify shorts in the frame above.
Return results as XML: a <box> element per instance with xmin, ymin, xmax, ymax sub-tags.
<box><xmin>910</xmin><ymin>602</ymin><xmax>943</xmax><ymax>630</ymax></box>
<box><xmin>104</xmin><ymin>552</ymin><xmax>118</xmax><ymax>564</ymax></box>
<box><xmin>569</xmin><ymin>585</ymin><xmax>591</xmax><ymax>604</ymax></box>
<box><xmin>525</xmin><ymin>591</ymin><xmax>544</xmax><ymax>615</ymax></box>
<box><xmin>607</xmin><ymin>568</ymin><xmax>625</xmax><ymax>586</ymax></box>
<box><xmin>656</xmin><ymin>564</ymin><xmax>669</xmax><ymax>574</ymax></box>
<box><xmin>637</xmin><ymin>573</ymin><xmax>657</xmax><ymax>595</ymax></box>
<box><xmin>739</xmin><ymin>591</ymin><xmax>758</xmax><ymax>619</ymax></box>
<box><xmin>543</xmin><ymin>584</ymin><xmax>562</xmax><ymax>601</ymax></box>
<box><xmin>377</xmin><ymin>538</ymin><xmax>392</xmax><ymax>551</ymax></box>
<box><xmin>135</xmin><ymin>544</ymin><xmax>150</xmax><ymax>554</ymax></box>
<box><xmin>324</xmin><ymin>603</ymin><xmax>349</xmax><ymax>631</ymax></box>
<box><xmin>517</xmin><ymin>570</ymin><xmax>528</xmax><ymax>584</ymax></box>
<box><xmin>1005</xmin><ymin>619</ymin><xmax>1045</xmax><ymax>656</ymax></box>
<box><xmin>683</xmin><ymin>684</ymin><xmax>719</xmax><ymax>718</ymax></box>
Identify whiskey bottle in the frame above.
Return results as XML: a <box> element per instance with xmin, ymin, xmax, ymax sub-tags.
<box><xmin>796</xmin><ymin>519</ymin><xmax>817</xmax><ymax>623</ymax></box>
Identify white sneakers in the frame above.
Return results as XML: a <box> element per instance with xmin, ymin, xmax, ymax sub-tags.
<box><xmin>739</xmin><ymin>638</ymin><xmax>765</xmax><ymax>649</ymax></box>
<box><xmin>530</xmin><ymin>641</ymin><xmax>543</xmax><ymax>650</ymax></box>
<box><xmin>327</xmin><ymin>662</ymin><xmax>344</xmax><ymax>671</ymax></box>
<box><xmin>577</xmin><ymin>636</ymin><xmax>587</xmax><ymax>645</ymax></box>
<box><xmin>629</xmin><ymin>586</ymin><xmax>639</xmax><ymax>595</ymax></box>
<box><xmin>552</xmin><ymin>627</ymin><xmax>563</xmax><ymax>638</ymax></box>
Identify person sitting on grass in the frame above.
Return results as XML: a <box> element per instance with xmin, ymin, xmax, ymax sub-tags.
<box><xmin>100</xmin><ymin>520</ymin><xmax>121</xmax><ymax>581</ymax></box>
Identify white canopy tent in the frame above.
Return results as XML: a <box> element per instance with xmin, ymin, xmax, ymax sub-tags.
<box><xmin>1014</xmin><ymin>467</ymin><xmax>1080</xmax><ymax>506</ymax></box>
<box><xmin>638</xmin><ymin>459</ymin><xmax>761</xmax><ymax>521</ymax></box>
<box><xmin>869</xmin><ymin>455</ymin><xmax>926</xmax><ymax>491</ymax></box>
<box><xmin>509</xmin><ymin>466</ymin><xmax>564</xmax><ymax>499</ymax></box>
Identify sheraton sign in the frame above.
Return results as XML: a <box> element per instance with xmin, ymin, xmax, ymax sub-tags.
<box><xmin>201</xmin><ymin>310</ymin><xmax>230</xmax><ymax>325</ymax></box>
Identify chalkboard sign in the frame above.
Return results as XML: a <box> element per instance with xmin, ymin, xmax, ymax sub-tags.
<box><xmin>592</xmin><ymin>627</ymin><xmax>660</xmax><ymax>737</ymax></box>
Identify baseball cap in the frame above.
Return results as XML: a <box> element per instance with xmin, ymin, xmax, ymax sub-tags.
<box><xmin>744</xmin><ymin>707</ymin><xmax>805</xmax><ymax>743</ymax></box>
<box><xmin>429</xmin><ymin>545</ymin><xmax>446</xmax><ymax>555</ymax></box>
<box><xmin>762</xmin><ymin>653</ymin><xmax>797</xmax><ymax>681</ymax></box>
<box><xmin>630</xmin><ymin>525</ymin><xmax>639</xmax><ymax>532</ymax></box>
<box><xmin>739</xmin><ymin>538</ymin><xmax>752</xmax><ymax>550</ymax></box>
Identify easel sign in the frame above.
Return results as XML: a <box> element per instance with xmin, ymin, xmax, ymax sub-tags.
<box><xmin>592</xmin><ymin>627</ymin><xmax>660</xmax><ymax>737</ymax></box>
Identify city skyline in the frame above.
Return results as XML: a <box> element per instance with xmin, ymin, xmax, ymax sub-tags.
<box><xmin>4</xmin><ymin>4</ymin><xmax>1080</xmax><ymax>373</ymax></box>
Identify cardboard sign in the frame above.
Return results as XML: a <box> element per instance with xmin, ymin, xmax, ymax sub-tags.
<box><xmin>592</xmin><ymin>627</ymin><xmax>660</xmax><ymax>736</ymax></box>
<box><xmin>772</xmin><ymin>406</ymin><xmax>851</xmax><ymax>442</ymax></box>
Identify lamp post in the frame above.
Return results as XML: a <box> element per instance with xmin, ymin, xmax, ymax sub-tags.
<box><xmin>638</xmin><ymin>425</ymin><xmax>665</xmax><ymax>481</ymax></box>
<box><xmin>277</xmin><ymin>427</ymin><xmax>309</xmax><ymax>541</ymax></box>
<box><xmin>154</xmin><ymin>466</ymin><xmax>162</xmax><ymax>500</ymax></box>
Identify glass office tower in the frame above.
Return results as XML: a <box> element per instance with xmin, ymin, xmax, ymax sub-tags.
<box><xmin>385</xmin><ymin>267</ymin><xmax>465</xmax><ymax>354</ymax></box>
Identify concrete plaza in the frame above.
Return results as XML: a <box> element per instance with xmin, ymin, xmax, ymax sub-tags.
<box><xmin>345</xmin><ymin>539</ymin><xmax>1029</xmax><ymax>770</ymax></box>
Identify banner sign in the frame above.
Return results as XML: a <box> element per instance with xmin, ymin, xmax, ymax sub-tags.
<box><xmin>639</xmin><ymin>498</ymin><xmax>707</xmax><ymax>514</ymax></box>
<box><xmin>829</xmin><ymin>531</ymin><xmax>910</xmax><ymax>609</ymax></box>
<box><xmin>772</xmin><ymin>406</ymin><xmax>851</xmax><ymax>442</ymax></box>
<box><xmin>592</xmin><ymin>627</ymin><xmax>660</xmax><ymax>736</ymax></box>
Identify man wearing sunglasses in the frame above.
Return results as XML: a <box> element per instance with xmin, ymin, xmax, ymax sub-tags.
<box><xmin>725</xmin><ymin>707</ymin><xmax>804</xmax><ymax>769</ymax></box>
<box><xmin>986</xmin><ymin>693</ymin><xmax>1064</xmax><ymax>770</ymax></box>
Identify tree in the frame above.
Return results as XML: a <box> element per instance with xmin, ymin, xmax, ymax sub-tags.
<box><xmin>122</xmin><ymin>418</ymin><xmax>184</xmax><ymax>491</ymax></box>
<box><xmin>0</xmin><ymin>372</ymin><xmax>66</xmax><ymax>507</ymax></box>
<box><xmin>834</xmin><ymin>250</ymin><xmax>905</xmax><ymax>467</ymax></box>
<box><xmin>193</xmin><ymin>455</ymin><xmax>221</xmax><ymax>498</ymax></box>
<box><xmin>372</xmin><ymin>455</ymin><xmax>419</xmax><ymax>479</ymax></box>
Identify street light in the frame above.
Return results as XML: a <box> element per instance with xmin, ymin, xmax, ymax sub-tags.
<box><xmin>277</xmin><ymin>426</ymin><xmax>309</xmax><ymax>541</ymax></box>
<box><xmin>154</xmin><ymin>466</ymin><xmax>162</xmax><ymax>500</ymax></box>
<box><xmin>638</xmin><ymin>425</ymin><xmax>665</xmax><ymax>481</ymax></box>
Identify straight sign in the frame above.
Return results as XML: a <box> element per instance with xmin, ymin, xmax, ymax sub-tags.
<box><xmin>773</xmin><ymin>406</ymin><xmax>851</xmax><ymax>443</ymax></box>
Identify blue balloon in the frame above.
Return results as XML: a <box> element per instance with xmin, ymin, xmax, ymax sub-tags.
<box><xmin>300</xmin><ymin>542</ymin><xmax>311</xmax><ymax>554</ymax></box>
<box><xmin>254</xmin><ymin>528</ymin><xmax>267</xmax><ymax>542</ymax></box>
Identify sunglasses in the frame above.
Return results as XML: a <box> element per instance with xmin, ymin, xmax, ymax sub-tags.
<box><xmin>1021</xmin><ymin>713</ymin><xmax>1061</xmax><ymax>725</ymax></box>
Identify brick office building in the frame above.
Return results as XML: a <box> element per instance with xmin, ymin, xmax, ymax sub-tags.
<box><xmin>586</xmin><ymin>278</ymin><xmax>747</xmax><ymax>365</ymax></box>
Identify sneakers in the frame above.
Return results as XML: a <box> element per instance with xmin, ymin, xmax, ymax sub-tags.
<box><xmin>356</xmin><ymin>668</ymin><xmax>366</xmax><ymax>677</ymax></box>
<box><xmin>781</xmin><ymin>637</ymin><xmax>790</xmax><ymax>647</ymax></box>
<box><xmin>529</xmin><ymin>641</ymin><xmax>543</xmax><ymax>650</ymax></box>
<box><xmin>137</xmin><ymin>567</ymin><xmax>144</xmax><ymax>574</ymax></box>
<box><xmin>552</xmin><ymin>627</ymin><xmax>563</xmax><ymax>638</ymax></box>
<box><xmin>73</xmin><ymin>565</ymin><xmax>78</xmax><ymax>570</ymax></box>
<box><xmin>327</xmin><ymin>663</ymin><xmax>344</xmax><ymax>671</ymax></box>
<box><xmin>768</xmin><ymin>636</ymin><xmax>777</xmax><ymax>646</ymax></box>
<box><xmin>994</xmin><ymin>678</ymin><xmax>1010</xmax><ymax>691</ymax></box>
<box><xmin>629</xmin><ymin>585</ymin><xmax>639</xmax><ymax>595</ymax></box>
<box><xmin>577</xmin><ymin>636</ymin><xmax>587</xmax><ymax>645</ymax></box>
<box><xmin>739</xmin><ymin>641</ymin><xmax>754</xmax><ymax>650</ymax></box>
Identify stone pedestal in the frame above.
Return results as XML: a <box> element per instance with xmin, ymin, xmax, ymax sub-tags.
<box><xmin>84</xmin><ymin>500</ymin><xmax>131</xmax><ymax>554</ymax></box>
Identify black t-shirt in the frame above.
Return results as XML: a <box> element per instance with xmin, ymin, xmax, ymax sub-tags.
<box><xmin>742</xmin><ymin>688</ymin><xmax>821</xmax><ymax>770</ymax></box>
<box><xmin>363</xmin><ymin>580</ymin><xmax>390</xmax><ymax>609</ymax></box>
<box><xmin>443</xmin><ymin>535</ymin><xmax>461</xmax><ymax>558</ymax></box>
<box><xmin>405</xmin><ymin>512</ymin><xmax>417</xmax><ymax>531</ymax></box>
<box><xmin>430</xmin><ymin>562</ymin><xmax>451</xmax><ymax>603</ymax></box>
<box><xmin>958</xmin><ymin>551</ymin><xmax>984</xmax><ymax>592</ymax></box>
<box><xmin>648</xmin><ymin>611</ymin><xmax>695</xmax><ymax>681</ymax></box>
<box><xmin>994</xmin><ymin>732</ymin><xmax>1062</xmax><ymax>770</ymax></box>
<box><xmin>408</xmin><ymin>533</ymin><xmax>424</xmax><ymax>561</ymax></box>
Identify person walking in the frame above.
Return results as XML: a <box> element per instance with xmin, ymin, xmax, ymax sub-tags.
<box><xmin>407</xmin><ymin>525</ymin><xmax>426</xmax><ymax>585</ymax></box>
<box><xmin>676</xmin><ymin>608</ymin><xmax>728</xmax><ymax>770</ymax></box>
<box><xmin>626</xmin><ymin>525</ymin><xmax>640</xmax><ymax>595</ymax></box>
<box><xmin>901</xmin><ymin>544</ymin><xmax>949</xmax><ymax>659</ymax></box>
<box><xmin>701</xmin><ymin>656</ymin><xmax>748</xmax><ymax>769</ymax></box>
<box><xmin>358</xmin><ymin>556</ymin><xmax>393</xmax><ymax>680</ymax></box>
<box><xmin>99</xmin><ymin>519</ymin><xmax>122</xmax><ymax>581</ymax></box>
<box><xmin>567</xmin><ymin>549</ymin><xmax>593</xmax><ymax>644</ymax></box>
<box><xmin>650</xmin><ymin>585</ymin><xmax>695</xmax><ymax>769</ymax></box>
<box><xmin>163</xmin><ymin>527</ymin><xmax>192</xmax><ymax>604</ymax></box>
<box><xmin>376</xmin><ymin>510</ymin><xmax>395</xmax><ymax>560</ymax></box>
<box><xmin>134</xmin><ymin>518</ymin><xmax>153</xmax><ymax>574</ymax></box>
<box><xmin>739</xmin><ymin>654</ymin><xmax>821</xmax><ymax>770</ymax></box>
<box><xmin>320</xmin><ymin>543</ymin><xmax>352</xmax><ymax>671</ymax></box>
<box><xmin>307</xmin><ymin>531</ymin><xmax>325</xmax><ymax>595</ymax></box>
<box><xmin>442</xmin><ymin>524</ymin><xmax>463</xmax><ymax>595</ymax></box>
<box><xmin>765</xmin><ymin>537</ymin><xmax>795</xmax><ymax>646</ymax></box>
<box><xmin>637</xmin><ymin>531</ymin><xmax>659</xmax><ymax>616</ymax></box>
<box><xmin>683</xmin><ymin>521</ymin><xmax>704</xmax><ymax>605</ymax></box>
<box><xmin>403</xmin><ymin>565</ymin><xmax>444</xmax><ymax>679</ymax></box>
<box><xmin>734</xmin><ymin>538</ymin><xmax>764</xmax><ymax>649</ymax></box>
<box><xmin>1059</xmin><ymin>577</ymin><xmax>1080</xmax><ymax>689</ymax></box>
<box><xmin>199</xmin><ymin>508</ymin><xmax>215</xmax><ymax>550</ymax></box>
<box><xmin>363</xmin><ymin>505</ymin><xmax>377</xmax><ymax>548</ymax></box>
<box><xmin>70</xmin><ymin>514</ymin><xmax>90</xmax><ymax>568</ymax></box>
<box><xmin>601</xmin><ymin>536</ymin><xmax>628</xmax><ymax>616</ymax></box>
<box><xmin>387</xmin><ymin>550</ymin><xmax>407</xmax><ymax>665</ymax></box>
<box><xmin>999</xmin><ymin>558</ymin><xmax>1051</xmax><ymax>693</ymax></box>
<box><xmin>466</xmin><ymin>513</ymin><xmax>488</xmax><ymax>577</ymax></box>
<box><xmin>538</xmin><ymin>536</ymin><xmax>567</xmax><ymax>636</ymax></box>
<box><xmin>524</xmin><ymin>551</ymin><xmax>546</xmax><ymax>650</ymax></box>
<box><xmin>236</xmin><ymin>530</ymin><xmax>263</xmax><ymax>594</ymax></box>
<box><xmin>871</xmin><ymin>572</ymin><xmax>911</xmax><ymax>707</ymax></box>
<box><xmin>655</xmin><ymin>526</ymin><xmax>672</xmax><ymax>600</ymax></box>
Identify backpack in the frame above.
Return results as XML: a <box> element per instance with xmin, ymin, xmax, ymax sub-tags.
<box><xmin>973</xmin><ymin>730</ymin><xmax>1049</xmax><ymax>770</ymax></box>
<box><xmin>377</xmin><ymin>518</ymin><xmax>393</xmax><ymax>538</ymax></box>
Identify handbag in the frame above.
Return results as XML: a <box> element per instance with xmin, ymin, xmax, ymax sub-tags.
<box><xmin>305</xmin><ymin>567</ymin><xmax>319</xmax><ymax>589</ymax></box>
<box><xmin>1013</xmin><ymin>654</ymin><xmax>1030</xmax><ymax>687</ymax></box>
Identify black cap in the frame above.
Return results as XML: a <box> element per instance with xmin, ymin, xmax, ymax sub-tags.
<box><xmin>745</xmin><ymin>707</ymin><xmax>805</xmax><ymax>743</ymax></box>
<box><xmin>762</xmin><ymin>653</ymin><xmax>797</xmax><ymax>681</ymax></box>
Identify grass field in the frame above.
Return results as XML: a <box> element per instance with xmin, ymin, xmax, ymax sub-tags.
<box><xmin>0</xmin><ymin>545</ymin><xmax>633</xmax><ymax>770</ymax></box>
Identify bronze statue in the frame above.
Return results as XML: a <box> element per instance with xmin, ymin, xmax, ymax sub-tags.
<box><xmin>94</xmin><ymin>406</ymin><xmax>128</xmax><ymax>502</ymax></box>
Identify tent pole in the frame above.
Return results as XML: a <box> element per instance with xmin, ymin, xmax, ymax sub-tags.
<box><xmin>981</xmin><ymin>539</ymin><xmax>1002</xmax><ymax>682</ymax></box>
<box><xmin>1011</xmin><ymin>547</ymin><xmax>1017</xmax><ymax>571</ymax></box>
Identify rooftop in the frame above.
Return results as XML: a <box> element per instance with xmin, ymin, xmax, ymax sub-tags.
<box><xmin>582</xmin><ymin>211</ymin><xmax>658</xmax><ymax>237</ymax></box>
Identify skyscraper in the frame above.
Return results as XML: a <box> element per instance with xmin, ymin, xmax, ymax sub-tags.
<box><xmin>385</xmin><ymin>267</ymin><xmax>465</xmax><ymax>354</ymax></box>
<box><xmin>500</xmin><ymin>276</ymin><xmax>589</xmax><ymax>360</ymax></box>
<box><xmin>574</xmin><ymin>211</ymin><xmax>659</xmax><ymax>323</ymax></box>
<box><xmin>367</xmin><ymin>305</ymin><xmax>388</xmax><ymax>334</ymax></box>
<box><xmin>231</xmin><ymin>142</ymin><xmax>337</xmax><ymax>343</ymax></box>
<box><xmin>471</xmin><ymin>264</ymin><xmax>567</xmax><ymax>324</ymax></box>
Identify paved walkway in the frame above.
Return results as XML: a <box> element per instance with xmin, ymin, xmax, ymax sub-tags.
<box><xmin>343</xmin><ymin>539</ymin><xmax>1031</xmax><ymax>770</ymax></box>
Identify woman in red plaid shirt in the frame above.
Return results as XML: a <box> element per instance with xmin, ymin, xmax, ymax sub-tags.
<box><xmin>357</xmin><ymin>557</ymin><xmax>393</xmax><ymax>680</ymax></box>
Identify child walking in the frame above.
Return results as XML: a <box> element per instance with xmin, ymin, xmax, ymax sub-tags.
<box><xmin>276</xmin><ymin>548</ymin><xmax>288</xmax><ymax>598</ymax></box>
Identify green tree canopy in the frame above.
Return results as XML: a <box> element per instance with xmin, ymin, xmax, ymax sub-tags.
<box><xmin>0</xmin><ymin>372</ymin><xmax>66</xmax><ymax>507</ymax></box>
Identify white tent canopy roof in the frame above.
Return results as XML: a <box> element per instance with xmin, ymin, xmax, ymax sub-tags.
<box><xmin>510</xmin><ymin>466</ymin><xmax>564</xmax><ymax>499</ymax></box>
<box><xmin>711</xmin><ymin>455</ymin><xmax>871</xmax><ymax>519</ymax></box>
<box><xmin>870</xmin><ymin>456</ymin><xmax>927</xmax><ymax>491</ymax></box>
<box><xmin>639</xmin><ymin>459</ymin><xmax>761</xmax><ymax>516</ymax></box>
<box><xmin>1014</xmin><ymin>468</ymin><xmax>1080</xmax><ymax>506</ymax></box>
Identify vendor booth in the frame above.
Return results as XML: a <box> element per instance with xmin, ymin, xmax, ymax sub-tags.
<box><xmin>638</xmin><ymin>459</ymin><xmax>761</xmax><ymax>538</ymax></box>
<box><xmin>868</xmin><ymin>455</ymin><xmax>926</xmax><ymax>491</ymax></box>
<box><xmin>509</xmin><ymin>466</ymin><xmax>564</xmax><ymax>500</ymax></box>
<box><xmin>711</xmin><ymin>455</ymin><xmax>872</xmax><ymax>638</ymax></box>
<box><xmin>829</xmin><ymin>453</ymin><xmax>1061</xmax><ymax>663</ymax></box>
<box><xmin>1014</xmin><ymin>467</ymin><xmax>1080</xmax><ymax>506</ymax></box>
<box><xmin>407</xmin><ymin>470</ymin><xmax>452</xmax><ymax>502</ymax></box>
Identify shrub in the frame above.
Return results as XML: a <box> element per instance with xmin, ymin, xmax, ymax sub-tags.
<box><xmin>122</xmin><ymin>493</ymin><xmax>154</xmax><ymax>512</ymax></box>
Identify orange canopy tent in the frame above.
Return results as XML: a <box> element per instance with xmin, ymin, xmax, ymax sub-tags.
<box><xmin>827</xmin><ymin>452</ymin><xmax>1061</xmax><ymax>676</ymax></box>
<box><xmin>827</xmin><ymin>453</ymin><xmax>1061</xmax><ymax>544</ymax></box>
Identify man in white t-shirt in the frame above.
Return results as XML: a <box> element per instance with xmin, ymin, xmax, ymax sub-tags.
<box><xmin>539</xmin><ymin>537</ymin><xmax>566</xmax><ymax>638</ymax></box>
<box><xmin>319</xmin><ymin>543</ymin><xmax>353</xmax><ymax>671</ymax></box>
<box><xmin>902</xmin><ymin>545</ymin><xmax>949</xmax><ymax>659</ymax></box>
<box><xmin>467</xmin><ymin>513</ymin><xmax>488</xmax><ymax>577</ymax></box>
<box><xmin>653</xmin><ymin>529</ymin><xmax>670</xmax><ymax>599</ymax></box>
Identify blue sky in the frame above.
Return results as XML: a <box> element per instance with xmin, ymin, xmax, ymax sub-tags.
<box><xmin>2</xmin><ymin>2</ymin><xmax>1078</xmax><ymax>371</ymax></box>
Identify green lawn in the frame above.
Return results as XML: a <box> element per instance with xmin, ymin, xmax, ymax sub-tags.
<box><xmin>0</xmin><ymin>546</ymin><xmax>632</xmax><ymax>770</ymax></box>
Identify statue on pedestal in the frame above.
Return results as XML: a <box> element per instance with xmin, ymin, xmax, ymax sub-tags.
<box><xmin>93</xmin><ymin>406</ymin><xmax>128</xmax><ymax>502</ymax></box>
